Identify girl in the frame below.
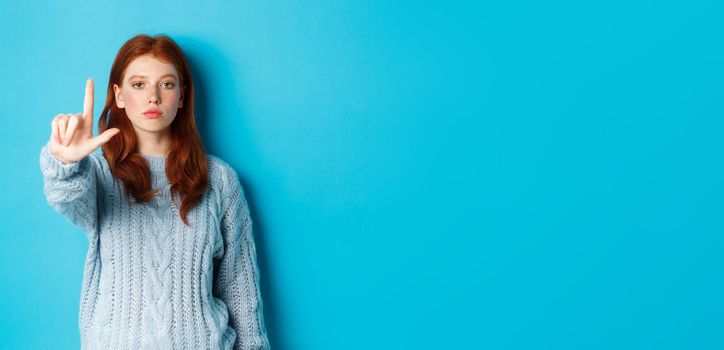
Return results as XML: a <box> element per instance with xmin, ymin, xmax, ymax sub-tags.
<box><xmin>39</xmin><ymin>33</ymin><xmax>270</xmax><ymax>350</ymax></box>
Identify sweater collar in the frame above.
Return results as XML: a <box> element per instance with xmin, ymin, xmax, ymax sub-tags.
<box><xmin>142</xmin><ymin>154</ymin><xmax>167</xmax><ymax>173</ymax></box>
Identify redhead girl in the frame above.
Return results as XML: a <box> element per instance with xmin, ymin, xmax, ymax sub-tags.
<box><xmin>40</xmin><ymin>33</ymin><xmax>270</xmax><ymax>350</ymax></box>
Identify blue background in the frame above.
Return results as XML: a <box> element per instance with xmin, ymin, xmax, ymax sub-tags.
<box><xmin>1</xmin><ymin>0</ymin><xmax>722</xmax><ymax>349</ymax></box>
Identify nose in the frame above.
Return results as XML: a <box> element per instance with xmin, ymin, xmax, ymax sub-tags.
<box><xmin>148</xmin><ymin>86</ymin><xmax>160</xmax><ymax>104</ymax></box>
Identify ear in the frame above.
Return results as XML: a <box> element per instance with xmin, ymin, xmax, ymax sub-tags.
<box><xmin>113</xmin><ymin>83</ymin><xmax>125</xmax><ymax>108</ymax></box>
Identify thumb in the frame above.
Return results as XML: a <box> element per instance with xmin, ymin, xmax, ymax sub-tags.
<box><xmin>90</xmin><ymin>128</ymin><xmax>121</xmax><ymax>149</ymax></box>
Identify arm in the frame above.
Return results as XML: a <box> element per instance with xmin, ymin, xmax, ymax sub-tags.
<box><xmin>39</xmin><ymin>142</ymin><xmax>99</xmax><ymax>234</ymax></box>
<box><xmin>213</xmin><ymin>168</ymin><xmax>271</xmax><ymax>350</ymax></box>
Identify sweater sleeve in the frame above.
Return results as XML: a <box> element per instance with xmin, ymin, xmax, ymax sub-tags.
<box><xmin>213</xmin><ymin>167</ymin><xmax>271</xmax><ymax>350</ymax></box>
<box><xmin>39</xmin><ymin>142</ymin><xmax>99</xmax><ymax>235</ymax></box>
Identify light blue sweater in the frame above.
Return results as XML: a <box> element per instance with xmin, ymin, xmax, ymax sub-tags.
<box><xmin>39</xmin><ymin>143</ymin><xmax>270</xmax><ymax>350</ymax></box>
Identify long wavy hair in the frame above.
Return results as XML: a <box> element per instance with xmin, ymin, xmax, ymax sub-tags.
<box><xmin>98</xmin><ymin>33</ymin><xmax>208</xmax><ymax>227</ymax></box>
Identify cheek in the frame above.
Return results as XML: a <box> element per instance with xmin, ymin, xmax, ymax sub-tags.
<box><xmin>166</xmin><ymin>90</ymin><xmax>181</xmax><ymax>104</ymax></box>
<box><xmin>125</xmin><ymin>93</ymin><xmax>145</xmax><ymax>108</ymax></box>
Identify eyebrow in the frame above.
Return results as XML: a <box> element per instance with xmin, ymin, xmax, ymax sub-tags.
<box><xmin>127</xmin><ymin>74</ymin><xmax>178</xmax><ymax>80</ymax></box>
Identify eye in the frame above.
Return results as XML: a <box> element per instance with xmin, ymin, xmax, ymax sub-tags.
<box><xmin>131</xmin><ymin>82</ymin><xmax>143</xmax><ymax>88</ymax></box>
<box><xmin>163</xmin><ymin>82</ymin><xmax>176</xmax><ymax>88</ymax></box>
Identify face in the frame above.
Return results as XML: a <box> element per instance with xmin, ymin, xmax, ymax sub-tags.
<box><xmin>113</xmin><ymin>54</ymin><xmax>184</xmax><ymax>135</ymax></box>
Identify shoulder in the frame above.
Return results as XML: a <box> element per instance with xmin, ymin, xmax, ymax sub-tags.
<box><xmin>206</xmin><ymin>154</ymin><xmax>244</xmax><ymax>199</ymax></box>
<box><xmin>206</xmin><ymin>155</ymin><xmax>251</xmax><ymax>225</ymax></box>
<box><xmin>88</xmin><ymin>150</ymin><xmax>112</xmax><ymax>176</ymax></box>
<box><xmin>88</xmin><ymin>149</ymin><xmax>107</xmax><ymax>167</ymax></box>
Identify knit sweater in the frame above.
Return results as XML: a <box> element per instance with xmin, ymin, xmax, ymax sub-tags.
<box><xmin>39</xmin><ymin>143</ymin><xmax>270</xmax><ymax>350</ymax></box>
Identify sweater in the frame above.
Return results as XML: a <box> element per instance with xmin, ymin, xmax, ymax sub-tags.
<box><xmin>39</xmin><ymin>143</ymin><xmax>271</xmax><ymax>350</ymax></box>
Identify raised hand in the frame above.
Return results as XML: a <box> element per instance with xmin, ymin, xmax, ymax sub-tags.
<box><xmin>48</xmin><ymin>78</ymin><xmax>120</xmax><ymax>164</ymax></box>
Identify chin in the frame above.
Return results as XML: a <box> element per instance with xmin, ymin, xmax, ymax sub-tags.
<box><xmin>129</xmin><ymin>122</ymin><xmax>171</xmax><ymax>134</ymax></box>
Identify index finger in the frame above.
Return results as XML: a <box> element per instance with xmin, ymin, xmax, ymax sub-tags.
<box><xmin>83</xmin><ymin>78</ymin><xmax>94</xmax><ymax>120</ymax></box>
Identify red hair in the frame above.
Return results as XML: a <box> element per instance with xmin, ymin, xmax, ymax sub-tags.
<box><xmin>98</xmin><ymin>33</ymin><xmax>208</xmax><ymax>227</ymax></box>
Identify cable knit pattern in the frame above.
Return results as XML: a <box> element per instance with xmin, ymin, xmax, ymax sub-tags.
<box><xmin>39</xmin><ymin>142</ymin><xmax>271</xmax><ymax>350</ymax></box>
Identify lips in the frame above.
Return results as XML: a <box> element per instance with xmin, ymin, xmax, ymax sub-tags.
<box><xmin>143</xmin><ymin>109</ymin><xmax>163</xmax><ymax>118</ymax></box>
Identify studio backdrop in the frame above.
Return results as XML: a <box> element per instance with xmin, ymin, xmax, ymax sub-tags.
<box><xmin>1</xmin><ymin>0</ymin><xmax>722</xmax><ymax>349</ymax></box>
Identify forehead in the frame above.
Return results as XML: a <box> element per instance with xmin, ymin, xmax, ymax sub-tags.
<box><xmin>123</xmin><ymin>54</ymin><xmax>179</xmax><ymax>80</ymax></box>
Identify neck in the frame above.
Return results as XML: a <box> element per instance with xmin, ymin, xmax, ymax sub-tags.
<box><xmin>135</xmin><ymin>127</ymin><xmax>172</xmax><ymax>157</ymax></box>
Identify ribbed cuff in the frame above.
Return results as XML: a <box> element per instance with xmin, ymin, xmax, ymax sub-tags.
<box><xmin>39</xmin><ymin>143</ymin><xmax>82</xmax><ymax>179</ymax></box>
